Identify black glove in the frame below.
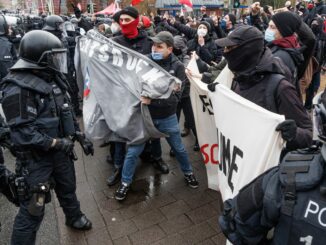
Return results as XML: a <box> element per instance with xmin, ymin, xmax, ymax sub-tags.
<box><xmin>276</xmin><ymin>120</ymin><xmax>297</xmax><ymax>142</ymax></box>
<box><xmin>53</xmin><ymin>138</ymin><xmax>74</xmax><ymax>153</ymax></box>
<box><xmin>75</xmin><ymin>131</ymin><xmax>94</xmax><ymax>156</ymax></box>
<box><xmin>207</xmin><ymin>82</ymin><xmax>219</xmax><ymax>92</ymax></box>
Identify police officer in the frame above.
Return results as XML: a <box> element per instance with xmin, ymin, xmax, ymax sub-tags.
<box><xmin>0</xmin><ymin>14</ymin><xmax>18</xmax><ymax>81</ymax></box>
<box><xmin>218</xmin><ymin>90</ymin><xmax>326</xmax><ymax>245</ymax></box>
<box><xmin>0</xmin><ymin>30</ymin><xmax>93</xmax><ymax>244</ymax></box>
<box><xmin>43</xmin><ymin>15</ymin><xmax>82</xmax><ymax>116</ymax></box>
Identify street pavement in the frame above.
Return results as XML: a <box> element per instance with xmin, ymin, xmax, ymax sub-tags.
<box><xmin>0</xmin><ymin>120</ymin><xmax>225</xmax><ymax>245</ymax></box>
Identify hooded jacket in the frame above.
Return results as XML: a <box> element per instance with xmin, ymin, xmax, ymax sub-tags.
<box><xmin>312</xmin><ymin>17</ymin><xmax>326</xmax><ymax>71</ymax></box>
<box><xmin>267</xmin><ymin>37</ymin><xmax>304</xmax><ymax>90</ymax></box>
<box><xmin>233</xmin><ymin>48</ymin><xmax>312</xmax><ymax>152</ymax></box>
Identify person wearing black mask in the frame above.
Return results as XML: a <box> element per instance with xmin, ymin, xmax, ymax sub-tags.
<box><xmin>305</xmin><ymin>17</ymin><xmax>326</xmax><ymax>109</ymax></box>
<box><xmin>211</xmin><ymin>25</ymin><xmax>312</xmax><ymax>154</ymax></box>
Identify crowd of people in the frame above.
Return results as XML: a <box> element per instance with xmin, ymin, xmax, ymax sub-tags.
<box><xmin>0</xmin><ymin>0</ymin><xmax>326</xmax><ymax>244</ymax></box>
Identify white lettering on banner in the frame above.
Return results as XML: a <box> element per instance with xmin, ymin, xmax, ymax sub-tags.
<box><xmin>300</xmin><ymin>235</ymin><xmax>313</xmax><ymax>245</ymax></box>
<box><xmin>135</xmin><ymin>60</ymin><xmax>148</xmax><ymax>74</ymax></box>
<box><xmin>141</xmin><ymin>68</ymin><xmax>165</xmax><ymax>83</ymax></box>
<box><xmin>98</xmin><ymin>44</ymin><xmax>109</xmax><ymax>62</ymax></box>
<box><xmin>88</xmin><ymin>42</ymin><xmax>101</xmax><ymax>58</ymax></box>
<box><xmin>318</xmin><ymin>208</ymin><xmax>326</xmax><ymax>227</ymax></box>
<box><xmin>112</xmin><ymin>48</ymin><xmax>123</xmax><ymax>67</ymax></box>
<box><xmin>126</xmin><ymin>54</ymin><xmax>138</xmax><ymax>71</ymax></box>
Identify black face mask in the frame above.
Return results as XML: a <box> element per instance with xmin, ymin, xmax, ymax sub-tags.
<box><xmin>223</xmin><ymin>39</ymin><xmax>264</xmax><ymax>75</ymax></box>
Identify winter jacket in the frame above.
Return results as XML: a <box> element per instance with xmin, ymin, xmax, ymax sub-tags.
<box><xmin>148</xmin><ymin>54</ymin><xmax>187</xmax><ymax>119</ymax></box>
<box><xmin>112</xmin><ymin>29</ymin><xmax>153</xmax><ymax>55</ymax></box>
<box><xmin>233</xmin><ymin>48</ymin><xmax>312</xmax><ymax>152</ymax></box>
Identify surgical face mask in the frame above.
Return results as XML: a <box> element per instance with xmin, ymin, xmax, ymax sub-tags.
<box><xmin>151</xmin><ymin>51</ymin><xmax>164</xmax><ymax>60</ymax></box>
<box><xmin>264</xmin><ymin>28</ymin><xmax>275</xmax><ymax>42</ymax></box>
<box><xmin>197</xmin><ymin>28</ymin><xmax>207</xmax><ymax>37</ymax></box>
<box><xmin>111</xmin><ymin>23</ymin><xmax>121</xmax><ymax>34</ymax></box>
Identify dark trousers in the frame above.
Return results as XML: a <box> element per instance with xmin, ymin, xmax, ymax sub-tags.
<box><xmin>11</xmin><ymin>151</ymin><xmax>82</xmax><ymax>245</ymax></box>
<box><xmin>176</xmin><ymin>96</ymin><xmax>198</xmax><ymax>142</ymax></box>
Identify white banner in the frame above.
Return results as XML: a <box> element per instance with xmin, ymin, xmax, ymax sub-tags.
<box><xmin>188</xmin><ymin>57</ymin><xmax>285</xmax><ymax>201</ymax></box>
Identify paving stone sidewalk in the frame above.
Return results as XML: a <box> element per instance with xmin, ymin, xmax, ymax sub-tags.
<box><xmin>55</xmin><ymin>132</ymin><xmax>225</xmax><ymax>245</ymax></box>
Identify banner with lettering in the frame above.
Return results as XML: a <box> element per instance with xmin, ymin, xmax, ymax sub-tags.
<box><xmin>208</xmin><ymin>84</ymin><xmax>285</xmax><ymax>200</ymax></box>
<box><xmin>75</xmin><ymin>30</ymin><xmax>181</xmax><ymax>144</ymax></box>
<box><xmin>187</xmin><ymin>57</ymin><xmax>219</xmax><ymax>190</ymax></box>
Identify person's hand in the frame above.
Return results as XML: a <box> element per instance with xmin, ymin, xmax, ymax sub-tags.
<box><xmin>186</xmin><ymin>68</ymin><xmax>203</xmax><ymax>80</ymax></box>
<box><xmin>198</xmin><ymin>36</ymin><xmax>205</xmax><ymax>46</ymax></box>
<box><xmin>75</xmin><ymin>131</ymin><xmax>94</xmax><ymax>156</ymax></box>
<box><xmin>91</xmin><ymin>14</ymin><xmax>96</xmax><ymax>22</ymax></box>
<box><xmin>141</xmin><ymin>96</ymin><xmax>151</xmax><ymax>105</ymax></box>
<box><xmin>276</xmin><ymin>120</ymin><xmax>297</xmax><ymax>142</ymax></box>
<box><xmin>53</xmin><ymin>138</ymin><xmax>74</xmax><ymax>153</ymax></box>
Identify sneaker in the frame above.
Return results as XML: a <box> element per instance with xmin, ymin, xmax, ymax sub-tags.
<box><xmin>115</xmin><ymin>182</ymin><xmax>130</xmax><ymax>201</ymax></box>
<box><xmin>152</xmin><ymin>158</ymin><xmax>169</xmax><ymax>174</ymax></box>
<box><xmin>184</xmin><ymin>174</ymin><xmax>199</xmax><ymax>189</ymax></box>
<box><xmin>107</xmin><ymin>168</ymin><xmax>121</xmax><ymax>186</ymax></box>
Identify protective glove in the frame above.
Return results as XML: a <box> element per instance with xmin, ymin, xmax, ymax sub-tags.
<box><xmin>276</xmin><ymin>119</ymin><xmax>297</xmax><ymax>142</ymax></box>
<box><xmin>75</xmin><ymin>131</ymin><xmax>94</xmax><ymax>156</ymax></box>
<box><xmin>53</xmin><ymin>138</ymin><xmax>74</xmax><ymax>153</ymax></box>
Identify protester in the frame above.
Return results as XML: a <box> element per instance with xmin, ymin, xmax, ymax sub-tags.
<box><xmin>219</xmin><ymin>88</ymin><xmax>326</xmax><ymax>244</ymax></box>
<box><xmin>114</xmin><ymin>31</ymin><xmax>199</xmax><ymax>201</ymax></box>
<box><xmin>212</xmin><ymin>25</ymin><xmax>313</xmax><ymax>154</ymax></box>
<box><xmin>265</xmin><ymin>11</ymin><xmax>304</xmax><ymax>93</ymax></box>
<box><xmin>169</xmin><ymin>18</ymin><xmax>220</xmax><ymax>65</ymax></box>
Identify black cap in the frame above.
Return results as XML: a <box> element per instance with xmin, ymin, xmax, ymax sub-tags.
<box><xmin>215</xmin><ymin>25</ymin><xmax>263</xmax><ymax>47</ymax></box>
<box><xmin>116</xmin><ymin>6</ymin><xmax>139</xmax><ymax>20</ymax></box>
<box><xmin>199</xmin><ymin>21</ymin><xmax>211</xmax><ymax>33</ymax></box>
<box><xmin>271</xmin><ymin>11</ymin><xmax>301</xmax><ymax>37</ymax></box>
<box><xmin>150</xmin><ymin>31</ymin><xmax>174</xmax><ymax>47</ymax></box>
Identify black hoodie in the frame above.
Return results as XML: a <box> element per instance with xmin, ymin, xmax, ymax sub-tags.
<box><xmin>233</xmin><ymin>48</ymin><xmax>312</xmax><ymax>152</ymax></box>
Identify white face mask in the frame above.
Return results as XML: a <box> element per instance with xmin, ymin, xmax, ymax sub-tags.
<box><xmin>111</xmin><ymin>23</ymin><xmax>121</xmax><ymax>34</ymax></box>
<box><xmin>197</xmin><ymin>28</ymin><xmax>207</xmax><ymax>37</ymax></box>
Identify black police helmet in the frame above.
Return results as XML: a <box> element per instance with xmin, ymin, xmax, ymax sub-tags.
<box><xmin>43</xmin><ymin>15</ymin><xmax>64</xmax><ymax>31</ymax></box>
<box><xmin>0</xmin><ymin>15</ymin><xmax>9</xmax><ymax>36</ymax></box>
<box><xmin>315</xmin><ymin>90</ymin><xmax>326</xmax><ymax>142</ymax></box>
<box><xmin>11</xmin><ymin>30</ymin><xmax>67</xmax><ymax>73</ymax></box>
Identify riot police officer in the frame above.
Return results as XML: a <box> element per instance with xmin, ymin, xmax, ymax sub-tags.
<box><xmin>219</xmin><ymin>90</ymin><xmax>326</xmax><ymax>245</ymax></box>
<box><xmin>0</xmin><ymin>30</ymin><xmax>94</xmax><ymax>245</ymax></box>
<box><xmin>0</xmin><ymin>14</ymin><xmax>18</xmax><ymax>81</ymax></box>
<box><xmin>43</xmin><ymin>15</ymin><xmax>82</xmax><ymax>116</ymax></box>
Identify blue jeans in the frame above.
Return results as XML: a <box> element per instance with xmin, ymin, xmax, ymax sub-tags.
<box><xmin>114</xmin><ymin>142</ymin><xmax>126</xmax><ymax>169</ymax></box>
<box><xmin>121</xmin><ymin>114</ymin><xmax>193</xmax><ymax>184</ymax></box>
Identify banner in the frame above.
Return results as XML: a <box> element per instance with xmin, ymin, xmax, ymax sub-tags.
<box><xmin>188</xmin><ymin>58</ymin><xmax>285</xmax><ymax>200</ymax></box>
<box><xmin>75</xmin><ymin>30</ymin><xmax>181</xmax><ymax>144</ymax></box>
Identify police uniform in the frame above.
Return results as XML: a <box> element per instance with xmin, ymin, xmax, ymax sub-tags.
<box><xmin>0</xmin><ymin>30</ymin><xmax>92</xmax><ymax>245</ymax></box>
<box><xmin>219</xmin><ymin>146</ymin><xmax>326</xmax><ymax>245</ymax></box>
<box><xmin>0</xmin><ymin>36</ymin><xmax>17</xmax><ymax>81</ymax></box>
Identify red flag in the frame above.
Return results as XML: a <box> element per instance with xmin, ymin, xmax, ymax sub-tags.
<box><xmin>131</xmin><ymin>0</ymin><xmax>143</xmax><ymax>6</ymax></box>
<box><xmin>178</xmin><ymin>0</ymin><xmax>193</xmax><ymax>8</ymax></box>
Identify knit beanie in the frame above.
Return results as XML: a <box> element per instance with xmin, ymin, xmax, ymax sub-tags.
<box><xmin>271</xmin><ymin>11</ymin><xmax>301</xmax><ymax>37</ymax></box>
<box><xmin>199</xmin><ymin>21</ymin><xmax>211</xmax><ymax>32</ymax></box>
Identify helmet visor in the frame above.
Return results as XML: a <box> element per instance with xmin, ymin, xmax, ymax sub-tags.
<box><xmin>48</xmin><ymin>49</ymin><xmax>67</xmax><ymax>74</ymax></box>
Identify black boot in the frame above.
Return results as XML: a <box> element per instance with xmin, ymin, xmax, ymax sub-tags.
<box><xmin>152</xmin><ymin>158</ymin><xmax>169</xmax><ymax>174</ymax></box>
<box><xmin>66</xmin><ymin>214</ymin><xmax>92</xmax><ymax>230</ymax></box>
<box><xmin>107</xmin><ymin>168</ymin><xmax>122</xmax><ymax>186</ymax></box>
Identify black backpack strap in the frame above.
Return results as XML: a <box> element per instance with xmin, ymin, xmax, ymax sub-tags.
<box><xmin>264</xmin><ymin>74</ymin><xmax>285</xmax><ymax>113</ymax></box>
